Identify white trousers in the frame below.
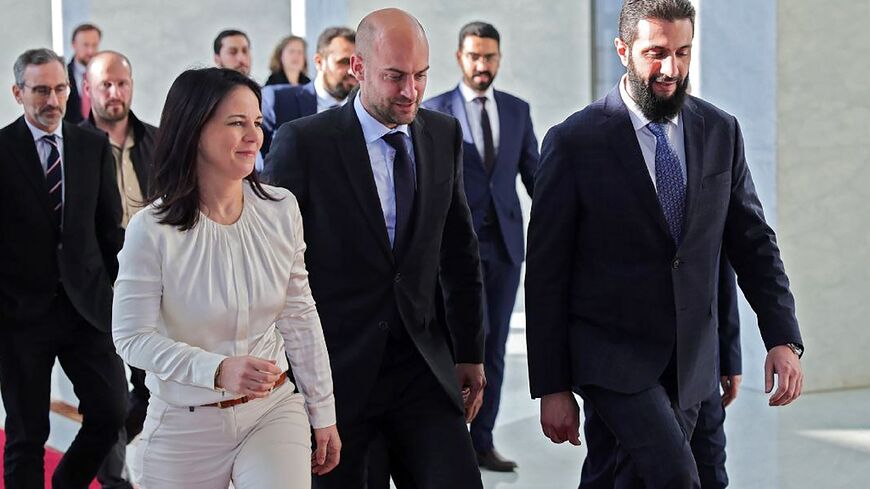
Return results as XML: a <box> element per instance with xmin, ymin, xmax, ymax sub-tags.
<box><xmin>131</xmin><ymin>381</ymin><xmax>312</xmax><ymax>489</ymax></box>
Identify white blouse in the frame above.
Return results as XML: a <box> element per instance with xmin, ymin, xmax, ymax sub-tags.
<box><xmin>112</xmin><ymin>183</ymin><xmax>335</xmax><ymax>428</ymax></box>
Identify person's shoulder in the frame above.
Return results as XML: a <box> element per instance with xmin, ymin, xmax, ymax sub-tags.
<box><xmin>423</xmin><ymin>88</ymin><xmax>455</xmax><ymax>109</ymax></box>
<box><xmin>418</xmin><ymin>106</ymin><xmax>458</xmax><ymax>129</ymax></box>
<box><xmin>64</xmin><ymin>121</ymin><xmax>109</xmax><ymax>145</ymax></box>
<box><xmin>0</xmin><ymin>117</ymin><xmax>21</xmax><ymax>139</ymax></box>
<box><xmin>125</xmin><ymin>204</ymin><xmax>165</xmax><ymax>238</ymax></box>
<box><xmin>494</xmin><ymin>89</ymin><xmax>530</xmax><ymax>109</ymax></box>
<box><xmin>685</xmin><ymin>95</ymin><xmax>738</xmax><ymax>126</ymax></box>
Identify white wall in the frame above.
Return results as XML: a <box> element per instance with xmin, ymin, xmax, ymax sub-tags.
<box><xmin>0</xmin><ymin>0</ymin><xmax>54</xmax><ymax>124</ymax></box>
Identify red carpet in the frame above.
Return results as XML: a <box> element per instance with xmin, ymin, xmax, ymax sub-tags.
<box><xmin>0</xmin><ymin>429</ymin><xmax>100</xmax><ymax>488</ymax></box>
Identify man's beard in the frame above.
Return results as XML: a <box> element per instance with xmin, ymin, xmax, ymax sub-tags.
<box><xmin>465</xmin><ymin>70</ymin><xmax>495</xmax><ymax>91</ymax></box>
<box><xmin>325</xmin><ymin>75</ymin><xmax>356</xmax><ymax>101</ymax></box>
<box><xmin>94</xmin><ymin>101</ymin><xmax>129</xmax><ymax>123</ymax></box>
<box><xmin>626</xmin><ymin>58</ymin><xmax>689</xmax><ymax>122</ymax></box>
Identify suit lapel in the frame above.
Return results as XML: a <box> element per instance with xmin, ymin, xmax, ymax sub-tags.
<box><xmin>404</xmin><ymin>113</ymin><xmax>435</xmax><ymax>263</ymax></box>
<box><xmin>61</xmin><ymin>122</ymin><xmax>81</xmax><ymax>231</ymax></box>
<box><xmin>603</xmin><ymin>88</ymin><xmax>672</xmax><ymax>241</ymax></box>
<box><xmin>679</xmin><ymin>98</ymin><xmax>706</xmax><ymax>248</ymax></box>
<box><xmin>10</xmin><ymin>118</ymin><xmax>53</xmax><ymax>219</ymax></box>
<box><xmin>334</xmin><ymin>101</ymin><xmax>394</xmax><ymax>262</ymax></box>
<box><xmin>449</xmin><ymin>87</ymin><xmax>474</xmax><ymax>144</ymax></box>
<box><xmin>493</xmin><ymin>90</ymin><xmax>517</xmax><ymax>179</ymax></box>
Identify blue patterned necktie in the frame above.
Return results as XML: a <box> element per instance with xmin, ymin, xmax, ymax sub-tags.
<box><xmin>647</xmin><ymin>122</ymin><xmax>685</xmax><ymax>244</ymax></box>
<box><xmin>42</xmin><ymin>134</ymin><xmax>63</xmax><ymax>230</ymax></box>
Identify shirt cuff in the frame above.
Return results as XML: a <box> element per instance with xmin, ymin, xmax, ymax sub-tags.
<box><xmin>306</xmin><ymin>398</ymin><xmax>337</xmax><ymax>429</ymax></box>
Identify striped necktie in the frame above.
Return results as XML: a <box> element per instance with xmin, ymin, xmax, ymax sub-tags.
<box><xmin>647</xmin><ymin>122</ymin><xmax>685</xmax><ymax>244</ymax></box>
<box><xmin>42</xmin><ymin>134</ymin><xmax>63</xmax><ymax>230</ymax></box>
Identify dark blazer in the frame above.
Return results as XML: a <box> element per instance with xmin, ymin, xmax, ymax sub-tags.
<box><xmin>717</xmin><ymin>255</ymin><xmax>741</xmax><ymax>377</ymax></box>
<box><xmin>423</xmin><ymin>86</ymin><xmax>538</xmax><ymax>265</ymax></box>
<box><xmin>262</xmin><ymin>99</ymin><xmax>484</xmax><ymax>424</ymax></box>
<box><xmin>65</xmin><ymin>60</ymin><xmax>84</xmax><ymax>124</ymax></box>
<box><xmin>264</xmin><ymin>71</ymin><xmax>311</xmax><ymax>87</ymax></box>
<box><xmin>79</xmin><ymin>110</ymin><xmax>157</xmax><ymax>198</ymax></box>
<box><xmin>525</xmin><ymin>86</ymin><xmax>801</xmax><ymax>409</ymax></box>
<box><xmin>261</xmin><ymin>81</ymin><xmax>317</xmax><ymax>157</ymax></box>
<box><xmin>0</xmin><ymin>117</ymin><xmax>123</xmax><ymax>331</ymax></box>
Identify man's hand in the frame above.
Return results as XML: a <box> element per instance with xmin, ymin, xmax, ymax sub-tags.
<box><xmin>455</xmin><ymin>363</ymin><xmax>485</xmax><ymax>422</ymax></box>
<box><xmin>540</xmin><ymin>391</ymin><xmax>581</xmax><ymax>446</ymax></box>
<box><xmin>311</xmin><ymin>425</ymin><xmax>341</xmax><ymax>475</ymax></box>
<box><xmin>765</xmin><ymin>345</ymin><xmax>803</xmax><ymax>406</ymax></box>
<box><xmin>720</xmin><ymin>374</ymin><xmax>742</xmax><ymax>407</ymax></box>
<box><xmin>216</xmin><ymin>356</ymin><xmax>283</xmax><ymax>398</ymax></box>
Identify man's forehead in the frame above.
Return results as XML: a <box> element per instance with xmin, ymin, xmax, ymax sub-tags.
<box><xmin>24</xmin><ymin>62</ymin><xmax>65</xmax><ymax>81</ymax></box>
<box><xmin>634</xmin><ymin>17</ymin><xmax>693</xmax><ymax>45</ymax></box>
<box><xmin>223</xmin><ymin>36</ymin><xmax>249</xmax><ymax>49</ymax></box>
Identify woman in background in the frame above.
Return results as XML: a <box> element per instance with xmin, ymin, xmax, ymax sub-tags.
<box><xmin>112</xmin><ymin>67</ymin><xmax>339</xmax><ymax>489</ymax></box>
<box><xmin>265</xmin><ymin>35</ymin><xmax>311</xmax><ymax>86</ymax></box>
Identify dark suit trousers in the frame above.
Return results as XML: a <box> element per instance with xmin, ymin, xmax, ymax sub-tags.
<box><xmin>469</xmin><ymin>222</ymin><xmax>522</xmax><ymax>453</ymax></box>
<box><xmin>96</xmin><ymin>366</ymin><xmax>149</xmax><ymax>489</ymax></box>
<box><xmin>690</xmin><ymin>387</ymin><xmax>728</xmax><ymax>489</ymax></box>
<box><xmin>0</xmin><ymin>288</ymin><xmax>127</xmax><ymax>489</ymax></box>
<box><xmin>579</xmin><ymin>383</ymin><xmax>702</xmax><ymax>489</ymax></box>
<box><xmin>313</xmin><ymin>333</ymin><xmax>482</xmax><ymax>489</ymax></box>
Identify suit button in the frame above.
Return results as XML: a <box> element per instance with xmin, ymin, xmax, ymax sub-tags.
<box><xmin>57</xmin><ymin>243</ymin><xmax>63</xmax><ymax>251</ymax></box>
<box><xmin>378</xmin><ymin>321</ymin><xmax>389</xmax><ymax>331</ymax></box>
<box><xmin>672</xmin><ymin>258</ymin><xmax>682</xmax><ymax>270</ymax></box>
<box><xmin>394</xmin><ymin>273</ymin><xmax>402</xmax><ymax>283</ymax></box>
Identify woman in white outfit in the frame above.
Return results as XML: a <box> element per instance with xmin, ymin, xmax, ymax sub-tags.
<box><xmin>112</xmin><ymin>67</ymin><xmax>340</xmax><ymax>489</ymax></box>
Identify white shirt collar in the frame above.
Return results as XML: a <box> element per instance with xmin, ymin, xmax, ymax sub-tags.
<box><xmin>619</xmin><ymin>74</ymin><xmax>679</xmax><ymax>131</ymax></box>
<box><xmin>353</xmin><ymin>95</ymin><xmax>410</xmax><ymax>145</ymax></box>
<box><xmin>24</xmin><ymin>117</ymin><xmax>63</xmax><ymax>143</ymax></box>
<box><xmin>314</xmin><ymin>73</ymin><xmax>346</xmax><ymax>109</ymax></box>
<box><xmin>459</xmin><ymin>81</ymin><xmax>495</xmax><ymax>105</ymax></box>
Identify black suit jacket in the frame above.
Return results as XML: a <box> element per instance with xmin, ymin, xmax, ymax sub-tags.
<box><xmin>79</xmin><ymin>110</ymin><xmax>157</xmax><ymax>198</ymax></box>
<box><xmin>0</xmin><ymin>117</ymin><xmax>123</xmax><ymax>331</ymax></box>
<box><xmin>263</xmin><ymin>99</ymin><xmax>484</xmax><ymax>424</ymax></box>
<box><xmin>525</xmin><ymin>86</ymin><xmax>801</xmax><ymax>409</ymax></box>
<box><xmin>65</xmin><ymin>60</ymin><xmax>84</xmax><ymax>124</ymax></box>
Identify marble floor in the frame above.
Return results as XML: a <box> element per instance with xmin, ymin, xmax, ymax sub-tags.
<box><xmin>3</xmin><ymin>327</ymin><xmax>869</xmax><ymax>489</ymax></box>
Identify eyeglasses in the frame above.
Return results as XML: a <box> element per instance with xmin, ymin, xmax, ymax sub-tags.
<box><xmin>462</xmin><ymin>52</ymin><xmax>500</xmax><ymax>64</ymax></box>
<box><xmin>23</xmin><ymin>84</ymin><xmax>71</xmax><ymax>98</ymax></box>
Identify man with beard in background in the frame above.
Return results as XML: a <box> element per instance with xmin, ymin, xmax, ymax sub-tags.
<box><xmin>423</xmin><ymin>21</ymin><xmax>538</xmax><ymax>473</ymax></box>
<box><xmin>260</xmin><ymin>26</ymin><xmax>358</xmax><ymax>160</ymax></box>
<box><xmin>65</xmin><ymin>23</ymin><xmax>101</xmax><ymax>123</ymax></box>
<box><xmin>80</xmin><ymin>50</ymin><xmax>156</xmax><ymax>489</ymax></box>
<box><xmin>525</xmin><ymin>0</ymin><xmax>805</xmax><ymax>487</ymax></box>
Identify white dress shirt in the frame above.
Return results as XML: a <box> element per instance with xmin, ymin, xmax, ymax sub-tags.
<box><xmin>113</xmin><ymin>183</ymin><xmax>336</xmax><ymax>428</ymax></box>
<box><xmin>72</xmin><ymin>60</ymin><xmax>86</xmax><ymax>96</ymax></box>
<box><xmin>24</xmin><ymin>118</ymin><xmax>65</xmax><ymax>203</ymax></box>
<box><xmin>353</xmin><ymin>95</ymin><xmax>416</xmax><ymax>247</ymax></box>
<box><xmin>459</xmin><ymin>82</ymin><xmax>500</xmax><ymax>161</ymax></box>
<box><xmin>618</xmin><ymin>74</ymin><xmax>687</xmax><ymax>188</ymax></box>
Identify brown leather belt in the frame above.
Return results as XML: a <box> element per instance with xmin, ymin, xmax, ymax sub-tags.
<box><xmin>201</xmin><ymin>371</ymin><xmax>288</xmax><ymax>409</ymax></box>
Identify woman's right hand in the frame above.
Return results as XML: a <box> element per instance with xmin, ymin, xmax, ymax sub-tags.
<box><xmin>215</xmin><ymin>356</ymin><xmax>283</xmax><ymax>398</ymax></box>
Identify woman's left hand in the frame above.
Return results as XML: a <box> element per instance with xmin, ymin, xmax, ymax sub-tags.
<box><xmin>311</xmin><ymin>424</ymin><xmax>341</xmax><ymax>475</ymax></box>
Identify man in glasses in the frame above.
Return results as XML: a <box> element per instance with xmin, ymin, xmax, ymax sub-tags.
<box><xmin>423</xmin><ymin>21</ymin><xmax>539</xmax><ymax>473</ymax></box>
<box><xmin>0</xmin><ymin>48</ymin><xmax>127</xmax><ymax>488</ymax></box>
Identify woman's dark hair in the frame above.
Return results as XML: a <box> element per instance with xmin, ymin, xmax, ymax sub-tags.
<box><xmin>148</xmin><ymin>67</ymin><xmax>276</xmax><ymax>231</ymax></box>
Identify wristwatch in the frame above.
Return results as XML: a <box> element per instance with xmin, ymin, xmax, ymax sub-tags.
<box><xmin>785</xmin><ymin>342</ymin><xmax>804</xmax><ymax>359</ymax></box>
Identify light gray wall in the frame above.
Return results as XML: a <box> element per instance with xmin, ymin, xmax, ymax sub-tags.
<box><xmin>0</xmin><ymin>0</ymin><xmax>53</xmax><ymax>124</ymax></box>
<box><xmin>77</xmin><ymin>0</ymin><xmax>292</xmax><ymax>125</ymax></box>
<box><xmin>777</xmin><ymin>0</ymin><xmax>870</xmax><ymax>392</ymax></box>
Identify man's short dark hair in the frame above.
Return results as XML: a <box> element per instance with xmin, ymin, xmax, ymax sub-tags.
<box><xmin>213</xmin><ymin>29</ymin><xmax>250</xmax><ymax>55</ymax></box>
<box><xmin>618</xmin><ymin>0</ymin><xmax>695</xmax><ymax>46</ymax></box>
<box><xmin>71</xmin><ymin>23</ymin><xmax>102</xmax><ymax>43</ymax></box>
<box><xmin>316</xmin><ymin>26</ymin><xmax>355</xmax><ymax>56</ymax></box>
<box><xmin>458</xmin><ymin>21</ymin><xmax>500</xmax><ymax>49</ymax></box>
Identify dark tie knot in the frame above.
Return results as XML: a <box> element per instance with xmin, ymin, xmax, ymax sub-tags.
<box><xmin>41</xmin><ymin>134</ymin><xmax>58</xmax><ymax>146</ymax></box>
<box><xmin>382</xmin><ymin>132</ymin><xmax>407</xmax><ymax>153</ymax></box>
<box><xmin>475</xmin><ymin>96</ymin><xmax>488</xmax><ymax>107</ymax></box>
<box><xmin>647</xmin><ymin>122</ymin><xmax>668</xmax><ymax>139</ymax></box>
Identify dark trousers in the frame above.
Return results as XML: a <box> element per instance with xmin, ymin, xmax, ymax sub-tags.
<box><xmin>313</xmin><ymin>334</ymin><xmax>482</xmax><ymax>489</ymax></box>
<box><xmin>0</xmin><ymin>289</ymin><xmax>127</xmax><ymax>489</ymax></box>
<box><xmin>690</xmin><ymin>387</ymin><xmax>728</xmax><ymax>489</ymax></box>
<box><xmin>469</xmin><ymin>223</ymin><xmax>521</xmax><ymax>453</ymax></box>
<box><xmin>96</xmin><ymin>366</ymin><xmax>149</xmax><ymax>489</ymax></box>
<box><xmin>579</xmin><ymin>384</ymin><xmax>702</xmax><ymax>489</ymax></box>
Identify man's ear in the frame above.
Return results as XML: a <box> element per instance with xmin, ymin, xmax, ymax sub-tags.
<box><xmin>615</xmin><ymin>37</ymin><xmax>630</xmax><ymax>67</ymax></box>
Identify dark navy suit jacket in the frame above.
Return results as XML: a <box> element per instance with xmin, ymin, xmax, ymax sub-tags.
<box><xmin>526</xmin><ymin>86</ymin><xmax>800</xmax><ymax>409</ymax></box>
<box><xmin>423</xmin><ymin>86</ymin><xmax>539</xmax><ymax>265</ymax></box>
<box><xmin>261</xmin><ymin>81</ymin><xmax>317</xmax><ymax>157</ymax></box>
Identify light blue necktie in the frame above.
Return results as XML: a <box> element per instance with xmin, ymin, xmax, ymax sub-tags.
<box><xmin>647</xmin><ymin>122</ymin><xmax>686</xmax><ymax>244</ymax></box>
